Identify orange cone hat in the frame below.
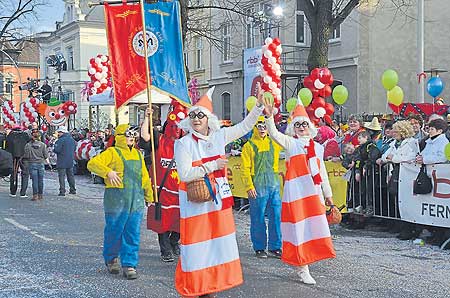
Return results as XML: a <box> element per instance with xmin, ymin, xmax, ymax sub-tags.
<box><xmin>193</xmin><ymin>86</ymin><xmax>215</xmax><ymax>113</ymax></box>
<box><xmin>291</xmin><ymin>99</ymin><xmax>308</xmax><ymax>119</ymax></box>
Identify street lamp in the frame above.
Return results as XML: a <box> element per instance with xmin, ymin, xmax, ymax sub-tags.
<box><xmin>0</xmin><ymin>48</ymin><xmax>23</xmax><ymax>118</ymax></box>
<box><xmin>254</xmin><ymin>4</ymin><xmax>284</xmax><ymax>38</ymax></box>
<box><xmin>272</xmin><ymin>6</ymin><xmax>283</xmax><ymax>18</ymax></box>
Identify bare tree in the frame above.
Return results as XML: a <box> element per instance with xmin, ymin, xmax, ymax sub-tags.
<box><xmin>0</xmin><ymin>0</ymin><xmax>47</xmax><ymax>43</ymax></box>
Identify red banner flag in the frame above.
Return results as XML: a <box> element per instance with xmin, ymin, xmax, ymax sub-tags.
<box><xmin>105</xmin><ymin>3</ymin><xmax>147</xmax><ymax>110</ymax></box>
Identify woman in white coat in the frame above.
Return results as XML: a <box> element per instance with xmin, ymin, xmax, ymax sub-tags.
<box><xmin>174</xmin><ymin>86</ymin><xmax>265</xmax><ymax>298</ymax></box>
<box><xmin>264</xmin><ymin>100</ymin><xmax>336</xmax><ymax>285</ymax></box>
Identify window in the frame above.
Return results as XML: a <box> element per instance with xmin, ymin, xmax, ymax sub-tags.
<box><xmin>66</xmin><ymin>46</ymin><xmax>74</xmax><ymax>70</ymax></box>
<box><xmin>184</xmin><ymin>51</ymin><xmax>189</xmax><ymax>68</ymax></box>
<box><xmin>295</xmin><ymin>1</ymin><xmax>306</xmax><ymax>44</ymax></box>
<box><xmin>195</xmin><ymin>37</ymin><xmax>202</xmax><ymax>69</ymax></box>
<box><xmin>222</xmin><ymin>24</ymin><xmax>231</xmax><ymax>62</ymax></box>
<box><xmin>222</xmin><ymin>92</ymin><xmax>231</xmax><ymax>119</ymax></box>
<box><xmin>329</xmin><ymin>23</ymin><xmax>341</xmax><ymax>41</ymax></box>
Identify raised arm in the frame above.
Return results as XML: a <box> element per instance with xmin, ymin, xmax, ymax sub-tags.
<box><xmin>223</xmin><ymin>104</ymin><xmax>263</xmax><ymax>144</ymax></box>
<box><xmin>266</xmin><ymin>116</ymin><xmax>291</xmax><ymax>151</ymax></box>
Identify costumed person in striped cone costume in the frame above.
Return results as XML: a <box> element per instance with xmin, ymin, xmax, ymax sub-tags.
<box><xmin>144</xmin><ymin>100</ymin><xmax>187</xmax><ymax>262</ymax></box>
<box><xmin>87</xmin><ymin>124</ymin><xmax>153</xmax><ymax>280</ymax></box>
<box><xmin>264</xmin><ymin>99</ymin><xmax>336</xmax><ymax>285</ymax></box>
<box><xmin>174</xmin><ymin>85</ymin><xmax>266</xmax><ymax>298</ymax></box>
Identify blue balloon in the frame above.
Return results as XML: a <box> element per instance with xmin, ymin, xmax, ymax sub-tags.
<box><xmin>427</xmin><ymin>77</ymin><xmax>444</xmax><ymax>97</ymax></box>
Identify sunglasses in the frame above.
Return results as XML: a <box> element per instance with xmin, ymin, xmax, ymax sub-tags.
<box><xmin>118</xmin><ymin>131</ymin><xmax>139</xmax><ymax>138</ymax></box>
<box><xmin>188</xmin><ymin>111</ymin><xmax>207</xmax><ymax>120</ymax></box>
<box><xmin>294</xmin><ymin>121</ymin><xmax>309</xmax><ymax>128</ymax></box>
<box><xmin>255</xmin><ymin>123</ymin><xmax>267</xmax><ymax>130</ymax></box>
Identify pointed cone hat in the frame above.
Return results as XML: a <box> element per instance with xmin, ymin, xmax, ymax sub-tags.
<box><xmin>193</xmin><ymin>86</ymin><xmax>215</xmax><ymax>113</ymax></box>
<box><xmin>291</xmin><ymin>98</ymin><xmax>309</xmax><ymax>119</ymax></box>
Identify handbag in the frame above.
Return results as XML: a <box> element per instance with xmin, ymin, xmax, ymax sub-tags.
<box><xmin>413</xmin><ymin>165</ymin><xmax>432</xmax><ymax>195</ymax></box>
<box><xmin>186</xmin><ymin>174</ymin><xmax>217</xmax><ymax>203</ymax></box>
<box><xmin>326</xmin><ymin>205</ymin><xmax>343</xmax><ymax>225</ymax></box>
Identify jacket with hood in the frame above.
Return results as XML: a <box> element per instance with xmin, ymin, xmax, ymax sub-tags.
<box><xmin>87</xmin><ymin>124</ymin><xmax>153</xmax><ymax>203</ymax></box>
<box><xmin>240</xmin><ymin>124</ymin><xmax>282</xmax><ymax>192</ymax></box>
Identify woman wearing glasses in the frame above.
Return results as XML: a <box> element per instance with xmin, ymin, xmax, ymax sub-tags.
<box><xmin>264</xmin><ymin>100</ymin><xmax>336</xmax><ymax>285</ymax></box>
<box><xmin>87</xmin><ymin>124</ymin><xmax>153</xmax><ymax>280</ymax></box>
<box><xmin>174</xmin><ymin>86</ymin><xmax>265</xmax><ymax>298</ymax></box>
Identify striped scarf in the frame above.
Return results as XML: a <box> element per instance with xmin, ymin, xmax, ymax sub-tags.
<box><xmin>305</xmin><ymin>139</ymin><xmax>322</xmax><ymax>185</ymax></box>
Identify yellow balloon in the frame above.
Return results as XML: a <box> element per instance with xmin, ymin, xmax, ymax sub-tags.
<box><xmin>387</xmin><ymin>86</ymin><xmax>404</xmax><ymax>106</ymax></box>
<box><xmin>246</xmin><ymin>96</ymin><xmax>257</xmax><ymax>111</ymax></box>
<box><xmin>444</xmin><ymin>143</ymin><xmax>450</xmax><ymax>161</ymax></box>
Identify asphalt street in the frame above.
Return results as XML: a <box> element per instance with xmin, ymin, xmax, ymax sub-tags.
<box><xmin>0</xmin><ymin>171</ymin><xmax>449</xmax><ymax>298</ymax></box>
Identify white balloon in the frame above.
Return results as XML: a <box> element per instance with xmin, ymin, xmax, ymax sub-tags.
<box><xmin>269</xmin><ymin>81</ymin><xmax>277</xmax><ymax>90</ymax></box>
<box><xmin>263</xmin><ymin>76</ymin><xmax>272</xmax><ymax>84</ymax></box>
<box><xmin>102</xmin><ymin>66</ymin><xmax>108</xmax><ymax>72</ymax></box>
<box><xmin>265</xmin><ymin>37</ymin><xmax>273</xmax><ymax>45</ymax></box>
<box><xmin>95</xmin><ymin>72</ymin><xmax>102</xmax><ymax>80</ymax></box>
<box><xmin>88</xmin><ymin>68</ymin><xmax>96</xmax><ymax>75</ymax></box>
<box><xmin>275</xmin><ymin>70</ymin><xmax>282</xmax><ymax>77</ymax></box>
<box><xmin>9</xmin><ymin>120</ymin><xmax>14</xmax><ymax>125</ymax></box>
<box><xmin>26</xmin><ymin>102</ymin><xmax>32</xmax><ymax>108</ymax></box>
<box><xmin>102</xmin><ymin>72</ymin><xmax>108</xmax><ymax>79</ymax></box>
<box><xmin>93</xmin><ymin>81</ymin><xmax>101</xmax><ymax>88</ymax></box>
<box><xmin>268</xmin><ymin>57</ymin><xmax>276</xmax><ymax>65</ymax></box>
<box><xmin>100</xmin><ymin>78</ymin><xmax>108</xmax><ymax>84</ymax></box>
<box><xmin>274</xmin><ymin>88</ymin><xmax>281</xmax><ymax>95</ymax></box>
<box><xmin>95</xmin><ymin>57</ymin><xmax>102</xmax><ymax>65</ymax></box>
<box><xmin>32</xmin><ymin>112</ymin><xmax>38</xmax><ymax>118</ymax></box>
<box><xmin>100</xmin><ymin>55</ymin><xmax>108</xmax><ymax>62</ymax></box>
<box><xmin>264</xmin><ymin>50</ymin><xmax>273</xmax><ymax>58</ymax></box>
<box><xmin>29</xmin><ymin>107</ymin><xmax>35</xmax><ymax>113</ymax></box>
<box><xmin>262</xmin><ymin>45</ymin><xmax>268</xmax><ymax>52</ymax></box>
<box><xmin>273</xmin><ymin>63</ymin><xmax>281</xmax><ymax>71</ymax></box>
<box><xmin>314</xmin><ymin>79</ymin><xmax>325</xmax><ymax>90</ymax></box>
<box><xmin>315</xmin><ymin>107</ymin><xmax>326</xmax><ymax>118</ymax></box>
<box><xmin>276</xmin><ymin>45</ymin><xmax>282</xmax><ymax>54</ymax></box>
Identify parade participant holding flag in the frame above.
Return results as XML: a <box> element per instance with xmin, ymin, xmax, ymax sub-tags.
<box><xmin>174</xmin><ymin>85</ymin><xmax>266</xmax><ymax>298</ymax></box>
<box><xmin>264</xmin><ymin>99</ymin><xmax>336</xmax><ymax>285</ymax></box>
<box><xmin>87</xmin><ymin>124</ymin><xmax>153</xmax><ymax>280</ymax></box>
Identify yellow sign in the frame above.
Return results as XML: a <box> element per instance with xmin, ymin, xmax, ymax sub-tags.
<box><xmin>227</xmin><ymin>157</ymin><xmax>347</xmax><ymax>212</ymax></box>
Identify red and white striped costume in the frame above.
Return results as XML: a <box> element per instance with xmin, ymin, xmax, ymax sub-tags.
<box><xmin>174</xmin><ymin>104</ymin><xmax>263</xmax><ymax>297</ymax></box>
<box><xmin>266</xmin><ymin>116</ymin><xmax>336</xmax><ymax>266</ymax></box>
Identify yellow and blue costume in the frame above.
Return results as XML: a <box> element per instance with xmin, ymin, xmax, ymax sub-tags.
<box><xmin>87</xmin><ymin>124</ymin><xmax>153</xmax><ymax>269</ymax></box>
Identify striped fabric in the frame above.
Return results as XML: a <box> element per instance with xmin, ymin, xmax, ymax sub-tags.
<box><xmin>281</xmin><ymin>144</ymin><xmax>336</xmax><ymax>267</ymax></box>
<box><xmin>175</xmin><ymin>154</ymin><xmax>243</xmax><ymax>296</ymax></box>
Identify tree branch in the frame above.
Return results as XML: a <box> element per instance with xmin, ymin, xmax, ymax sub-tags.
<box><xmin>332</xmin><ymin>0</ymin><xmax>360</xmax><ymax>27</ymax></box>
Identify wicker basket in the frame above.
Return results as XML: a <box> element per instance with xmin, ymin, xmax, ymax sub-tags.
<box><xmin>186</xmin><ymin>178</ymin><xmax>213</xmax><ymax>203</ymax></box>
<box><xmin>326</xmin><ymin>205</ymin><xmax>342</xmax><ymax>225</ymax></box>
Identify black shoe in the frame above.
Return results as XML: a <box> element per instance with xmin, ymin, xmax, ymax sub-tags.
<box><xmin>268</xmin><ymin>249</ymin><xmax>282</xmax><ymax>259</ymax></box>
<box><xmin>160</xmin><ymin>253</ymin><xmax>174</xmax><ymax>262</ymax></box>
<box><xmin>58</xmin><ymin>192</ymin><xmax>65</xmax><ymax>196</ymax></box>
<box><xmin>255</xmin><ymin>250</ymin><xmax>268</xmax><ymax>258</ymax></box>
<box><xmin>172</xmin><ymin>244</ymin><xmax>180</xmax><ymax>257</ymax></box>
<box><xmin>69</xmin><ymin>190</ymin><xmax>76</xmax><ymax>195</ymax></box>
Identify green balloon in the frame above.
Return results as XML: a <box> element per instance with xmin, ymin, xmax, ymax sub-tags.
<box><xmin>387</xmin><ymin>86</ymin><xmax>404</xmax><ymax>106</ymax></box>
<box><xmin>297</xmin><ymin>88</ymin><xmax>313</xmax><ymax>106</ymax></box>
<box><xmin>332</xmin><ymin>85</ymin><xmax>349</xmax><ymax>105</ymax></box>
<box><xmin>245</xmin><ymin>96</ymin><xmax>257</xmax><ymax>111</ymax></box>
<box><xmin>286</xmin><ymin>97</ymin><xmax>297</xmax><ymax>113</ymax></box>
<box><xmin>445</xmin><ymin>143</ymin><xmax>450</xmax><ymax>161</ymax></box>
<box><xmin>381</xmin><ymin>69</ymin><xmax>399</xmax><ymax>91</ymax></box>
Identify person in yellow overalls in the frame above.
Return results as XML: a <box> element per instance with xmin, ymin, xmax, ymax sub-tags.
<box><xmin>87</xmin><ymin>124</ymin><xmax>153</xmax><ymax>280</ymax></box>
<box><xmin>241</xmin><ymin>116</ymin><xmax>283</xmax><ymax>259</ymax></box>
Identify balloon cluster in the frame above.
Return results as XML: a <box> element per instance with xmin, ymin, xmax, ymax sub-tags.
<box><xmin>62</xmin><ymin>101</ymin><xmax>78</xmax><ymax>115</ymax></box>
<box><xmin>260</xmin><ymin>37</ymin><xmax>283</xmax><ymax>119</ymax></box>
<box><xmin>1</xmin><ymin>100</ymin><xmax>17</xmax><ymax>127</ymax></box>
<box><xmin>87</xmin><ymin>54</ymin><xmax>112</xmax><ymax>95</ymax></box>
<box><xmin>75</xmin><ymin>139</ymin><xmax>99</xmax><ymax>160</ymax></box>
<box><xmin>20</xmin><ymin>97</ymin><xmax>39</xmax><ymax>126</ymax></box>
<box><xmin>382</xmin><ymin>69</ymin><xmax>403</xmax><ymax>106</ymax></box>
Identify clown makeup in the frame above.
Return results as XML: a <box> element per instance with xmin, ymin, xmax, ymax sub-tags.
<box><xmin>188</xmin><ymin>111</ymin><xmax>207</xmax><ymax>120</ymax></box>
<box><xmin>294</xmin><ymin>121</ymin><xmax>310</xmax><ymax>137</ymax></box>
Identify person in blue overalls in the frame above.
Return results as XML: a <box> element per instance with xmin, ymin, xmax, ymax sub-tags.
<box><xmin>88</xmin><ymin>124</ymin><xmax>153</xmax><ymax>280</ymax></box>
<box><xmin>240</xmin><ymin>116</ymin><xmax>283</xmax><ymax>259</ymax></box>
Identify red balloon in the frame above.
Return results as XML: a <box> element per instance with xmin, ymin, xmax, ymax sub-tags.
<box><xmin>261</xmin><ymin>56</ymin><xmax>268</xmax><ymax>65</ymax></box>
<box><xmin>274</xmin><ymin>98</ymin><xmax>281</xmax><ymax>107</ymax></box>
<box><xmin>312</xmin><ymin>97</ymin><xmax>326</xmax><ymax>108</ymax></box>
<box><xmin>41</xmin><ymin>124</ymin><xmax>48</xmax><ymax>132</ymax></box>
<box><xmin>268</xmin><ymin>43</ymin><xmax>277</xmax><ymax>52</ymax></box>
<box><xmin>100</xmin><ymin>83</ymin><xmax>107</xmax><ymax>89</ymax></box>
<box><xmin>328</xmin><ymin>74</ymin><xmax>334</xmax><ymax>85</ymax></box>
<box><xmin>318</xmin><ymin>68</ymin><xmax>332</xmax><ymax>85</ymax></box>
<box><xmin>277</xmin><ymin>83</ymin><xmax>281</xmax><ymax>88</ymax></box>
<box><xmin>29</xmin><ymin>98</ymin><xmax>36</xmax><ymax>104</ymax></box>
<box><xmin>272</xmin><ymin>37</ymin><xmax>281</xmax><ymax>46</ymax></box>
<box><xmin>319</xmin><ymin>85</ymin><xmax>332</xmax><ymax>98</ymax></box>
<box><xmin>311</xmin><ymin>88</ymin><xmax>320</xmax><ymax>99</ymax></box>
<box><xmin>306</xmin><ymin>105</ymin><xmax>314</xmax><ymax>115</ymax></box>
<box><xmin>276</xmin><ymin>57</ymin><xmax>282</xmax><ymax>65</ymax></box>
<box><xmin>263</xmin><ymin>64</ymin><xmax>272</xmax><ymax>72</ymax></box>
<box><xmin>323</xmin><ymin>114</ymin><xmax>332</xmax><ymax>125</ymax></box>
<box><xmin>303</xmin><ymin>76</ymin><xmax>314</xmax><ymax>89</ymax></box>
<box><xmin>310</xmin><ymin>68</ymin><xmax>321</xmax><ymax>80</ymax></box>
<box><xmin>29</xmin><ymin>116</ymin><xmax>35</xmax><ymax>122</ymax></box>
<box><xmin>274</xmin><ymin>112</ymin><xmax>282</xmax><ymax>123</ymax></box>
<box><xmin>261</xmin><ymin>82</ymin><xmax>270</xmax><ymax>91</ymax></box>
<box><xmin>324</xmin><ymin>102</ymin><xmax>335</xmax><ymax>115</ymax></box>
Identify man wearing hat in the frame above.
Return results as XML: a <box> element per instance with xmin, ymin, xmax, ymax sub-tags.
<box><xmin>54</xmin><ymin>126</ymin><xmax>77</xmax><ymax>196</ymax></box>
<box><xmin>364</xmin><ymin>117</ymin><xmax>382</xmax><ymax>149</ymax></box>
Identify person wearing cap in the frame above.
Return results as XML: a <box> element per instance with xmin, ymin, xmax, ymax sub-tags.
<box><xmin>24</xmin><ymin>129</ymin><xmax>50</xmax><ymax>201</ymax></box>
<box><xmin>173</xmin><ymin>85</ymin><xmax>265</xmax><ymax>298</ymax></box>
<box><xmin>53</xmin><ymin>126</ymin><xmax>77</xmax><ymax>196</ymax></box>
<box><xmin>87</xmin><ymin>124</ymin><xmax>153</xmax><ymax>280</ymax></box>
<box><xmin>240</xmin><ymin>116</ymin><xmax>283</xmax><ymax>259</ymax></box>
<box><xmin>264</xmin><ymin>99</ymin><xmax>336</xmax><ymax>285</ymax></box>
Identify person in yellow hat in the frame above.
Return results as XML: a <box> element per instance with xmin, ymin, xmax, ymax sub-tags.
<box><xmin>87</xmin><ymin>124</ymin><xmax>153</xmax><ymax>280</ymax></box>
<box><xmin>241</xmin><ymin>116</ymin><xmax>283</xmax><ymax>259</ymax></box>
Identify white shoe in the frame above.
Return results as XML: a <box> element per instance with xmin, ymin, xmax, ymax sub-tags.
<box><xmin>297</xmin><ymin>265</ymin><xmax>316</xmax><ymax>285</ymax></box>
<box><xmin>20</xmin><ymin>194</ymin><xmax>28</xmax><ymax>198</ymax></box>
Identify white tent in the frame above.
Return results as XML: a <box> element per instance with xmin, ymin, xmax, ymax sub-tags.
<box><xmin>88</xmin><ymin>89</ymin><xmax>172</xmax><ymax>106</ymax></box>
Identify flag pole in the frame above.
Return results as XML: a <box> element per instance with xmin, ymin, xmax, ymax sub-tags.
<box><xmin>139</xmin><ymin>0</ymin><xmax>161</xmax><ymax>220</ymax></box>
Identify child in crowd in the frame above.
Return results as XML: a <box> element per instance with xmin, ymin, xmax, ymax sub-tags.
<box><xmin>354</xmin><ymin>131</ymin><xmax>381</xmax><ymax>216</ymax></box>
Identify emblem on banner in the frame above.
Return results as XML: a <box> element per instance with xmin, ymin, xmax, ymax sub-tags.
<box><xmin>132</xmin><ymin>30</ymin><xmax>159</xmax><ymax>57</ymax></box>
